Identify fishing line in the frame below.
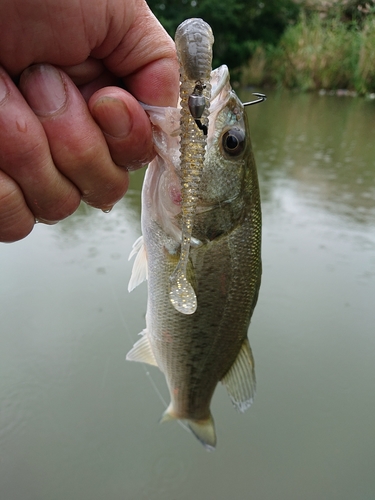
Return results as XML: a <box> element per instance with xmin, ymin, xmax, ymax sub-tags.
<box><xmin>109</xmin><ymin>274</ymin><xmax>191</xmax><ymax>435</ymax></box>
<box><xmin>109</xmin><ymin>278</ymin><xmax>167</xmax><ymax>407</ymax></box>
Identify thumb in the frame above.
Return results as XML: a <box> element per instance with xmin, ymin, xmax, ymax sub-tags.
<box><xmin>102</xmin><ymin>1</ymin><xmax>179</xmax><ymax>107</ymax></box>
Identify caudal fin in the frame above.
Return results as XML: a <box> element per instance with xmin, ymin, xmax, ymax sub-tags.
<box><xmin>160</xmin><ymin>405</ymin><xmax>216</xmax><ymax>451</ymax></box>
<box><xmin>187</xmin><ymin>415</ymin><xmax>216</xmax><ymax>451</ymax></box>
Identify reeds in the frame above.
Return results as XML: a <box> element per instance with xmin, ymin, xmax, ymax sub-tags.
<box><xmin>242</xmin><ymin>6</ymin><xmax>375</xmax><ymax>94</ymax></box>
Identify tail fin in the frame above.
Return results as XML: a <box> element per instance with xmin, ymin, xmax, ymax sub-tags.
<box><xmin>160</xmin><ymin>405</ymin><xmax>216</xmax><ymax>451</ymax></box>
<box><xmin>187</xmin><ymin>416</ymin><xmax>216</xmax><ymax>451</ymax></box>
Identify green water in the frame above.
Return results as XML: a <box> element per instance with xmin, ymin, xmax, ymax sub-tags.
<box><xmin>1</xmin><ymin>90</ymin><xmax>374</xmax><ymax>499</ymax></box>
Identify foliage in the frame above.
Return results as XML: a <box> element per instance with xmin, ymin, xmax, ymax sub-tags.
<box><xmin>147</xmin><ymin>0</ymin><xmax>375</xmax><ymax>93</ymax></box>
<box><xmin>241</xmin><ymin>3</ymin><xmax>375</xmax><ymax>94</ymax></box>
<box><xmin>302</xmin><ymin>0</ymin><xmax>375</xmax><ymax>23</ymax></box>
<box><xmin>357</xmin><ymin>15</ymin><xmax>375</xmax><ymax>92</ymax></box>
<box><xmin>273</xmin><ymin>12</ymin><xmax>360</xmax><ymax>91</ymax></box>
<box><xmin>147</xmin><ymin>0</ymin><xmax>300</xmax><ymax>71</ymax></box>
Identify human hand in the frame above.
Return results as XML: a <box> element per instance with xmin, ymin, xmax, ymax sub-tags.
<box><xmin>0</xmin><ymin>0</ymin><xmax>179</xmax><ymax>242</ymax></box>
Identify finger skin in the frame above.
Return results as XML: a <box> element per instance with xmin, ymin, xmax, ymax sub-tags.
<box><xmin>0</xmin><ymin>67</ymin><xmax>81</xmax><ymax>224</ymax></box>
<box><xmin>0</xmin><ymin>0</ymin><xmax>179</xmax><ymax>242</ymax></box>
<box><xmin>20</xmin><ymin>65</ymin><xmax>131</xmax><ymax>209</ymax></box>
<box><xmin>102</xmin><ymin>2</ymin><xmax>179</xmax><ymax>107</ymax></box>
<box><xmin>0</xmin><ymin>0</ymin><xmax>179</xmax><ymax>106</ymax></box>
<box><xmin>89</xmin><ymin>87</ymin><xmax>155</xmax><ymax>170</ymax></box>
<box><xmin>0</xmin><ymin>171</ymin><xmax>34</xmax><ymax>242</ymax></box>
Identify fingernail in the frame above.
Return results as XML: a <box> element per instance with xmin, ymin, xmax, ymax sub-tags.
<box><xmin>92</xmin><ymin>97</ymin><xmax>132</xmax><ymax>138</ymax></box>
<box><xmin>21</xmin><ymin>64</ymin><xmax>67</xmax><ymax>116</ymax></box>
<box><xmin>0</xmin><ymin>73</ymin><xmax>9</xmax><ymax>104</ymax></box>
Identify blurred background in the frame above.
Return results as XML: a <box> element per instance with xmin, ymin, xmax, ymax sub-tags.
<box><xmin>150</xmin><ymin>0</ymin><xmax>375</xmax><ymax>94</ymax></box>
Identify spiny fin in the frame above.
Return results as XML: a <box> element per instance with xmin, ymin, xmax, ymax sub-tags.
<box><xmin>128</xmin><ymin>236</ymin><xmax>148</xmax><ymax>292</ymax></box>
<box><xmin>160</xmin><ymin>404</ymin><xmax>216</xmax><ymax>451</ymax></box>
<box><xmin>126</xmin><ymin>330</ymin><xmax>157</xmax><ymax>367</ymax></box>
<box><xmin>221</xmin><ymin>338</ymin><xmax>256</xmax><ymax>412</ymax></box>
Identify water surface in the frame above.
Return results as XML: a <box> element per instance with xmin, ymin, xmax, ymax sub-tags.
<box><xmin>1</xmin><ymin>89</ymin><xmax>374</xmax><ymax>500</ymax></box>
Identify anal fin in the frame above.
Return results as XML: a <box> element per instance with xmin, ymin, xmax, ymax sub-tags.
<box><xmin>221</xmin><ymin>338</ymin><xmax>256</xmax><ymax>412</ymax></box>
<box><xmin>126</xmin><ymin>330</ymin><xmax>158</xmax><ymax>367</ymax></box>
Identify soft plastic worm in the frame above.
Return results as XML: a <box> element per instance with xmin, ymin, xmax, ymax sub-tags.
<box><xmin>169</xmin><ymin>18</ymin><xmax>214</xmax><ymax>315</ymax></box>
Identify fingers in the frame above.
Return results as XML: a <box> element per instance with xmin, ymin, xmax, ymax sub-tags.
<box><xmin>102</xmin><ymin>0</ymin><xmax>179</xmax><ymax>107</ymax></box>
<box><xmin>0</xmin><ymin>0</ymin><xmax>178</xmax><ymax>243</ymax></box>
<box><xmin>55</xmin><ymin>61</ymin><xmax>155</xmax><ymax>169</ymax></box>
<box><xmin>0</xmin><ymin>171</ymin><xmax>34</xmax><ymax>242</ymax></box>
<box><xmin>59</xmin><ymin>58</ymin><xmax>121</xmax><ymax>102</ymax></box>
<box><xmin>0</xmin><ymin>66</ymin><xmax>81</xmax><ymax>240</ymax></box>
<box><xmin>89</xmin><ymin>87</ymin><xmax>154</xmax><ymax>170</ymax></box>
<box><xmin>19</xmin><ymin>64</ymin><xmax>131</xmax><ymax>209</ymax></box>
<box><xmin>0</xmin><ymin>62</ymin><xmax>155</xmax><ymax>242</ymax></box>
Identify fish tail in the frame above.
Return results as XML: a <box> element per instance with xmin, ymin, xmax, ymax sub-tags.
<box><xmin>186</xmin><ymin>415</ymin><xmax>216</xmax><ymax>451</ymax></box>
<box><xmin>160</xmin><ymin>405</ymin><xmax>216</xmax><ymax>451</ymax></box>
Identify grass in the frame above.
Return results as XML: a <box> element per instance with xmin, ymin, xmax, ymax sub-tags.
<box><xmin>241</xmin><ymin>7</ymin><xmax>375</xmax><ymax>94</ymax></box>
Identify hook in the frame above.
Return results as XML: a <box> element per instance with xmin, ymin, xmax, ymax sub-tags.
<box><xmin>242</xmin><ymin>93</ymin><xmax>267</xmax><ymax>107</ymax></box>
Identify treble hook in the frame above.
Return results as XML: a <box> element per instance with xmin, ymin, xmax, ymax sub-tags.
<box><xmin>242</xmin><ymin>93</ymin><xmax>267</xmax><ymax>107</ymax></box>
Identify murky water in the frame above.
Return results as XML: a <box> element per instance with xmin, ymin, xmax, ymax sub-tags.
<box><xmin>1</xmin><ymin>89</ymin><xmax>375</xmax><ymax>500</ymax></box>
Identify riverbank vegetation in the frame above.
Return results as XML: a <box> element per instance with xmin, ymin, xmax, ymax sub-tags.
<box><xmin>244</xmin><ymin>0</ymin><xmax>375</xmax><ymax>94</ymax></box>
<box><xmin>147</xmin><ymin>0</ymin><xmax>375</xmax><ymax>94</ymax></box>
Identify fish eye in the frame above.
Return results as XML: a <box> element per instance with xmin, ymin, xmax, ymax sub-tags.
<box><xmin>222</xmin><ymin>128</ymin><xmax>246</xmax><ymax>156</ymax></box>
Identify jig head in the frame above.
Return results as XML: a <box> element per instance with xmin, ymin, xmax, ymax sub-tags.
<box><xmin>188</xmin><ymin>81</ymin><xmax>208</xmax><ymax>135</ymax></box>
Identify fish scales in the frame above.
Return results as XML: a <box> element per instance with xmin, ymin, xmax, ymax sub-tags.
<box><xmin>127</xmin><ymin>20</ymin><xmax>262</xmax><ymax>450</ymax></box>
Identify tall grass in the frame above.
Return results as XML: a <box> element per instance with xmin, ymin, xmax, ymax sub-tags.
<box><xmin>357</xmin><ymin>16</ymin><xmax>375</xmax><ymax>92</ymax></box>
<box><xmin>242</xmin><ymin>9</ymin><xmax>375</xmax><ymax>94</ymax></box>
<box><xmin>276</xmin><ymin>13</ymin><xmax>359</xmax><ymax>90</ymax></box>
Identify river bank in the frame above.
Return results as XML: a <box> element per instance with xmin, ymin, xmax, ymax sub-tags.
<box><xmin>241</xmin><ymin>1</ymin><xmax>375</xmax><ymax>95</ymax></box>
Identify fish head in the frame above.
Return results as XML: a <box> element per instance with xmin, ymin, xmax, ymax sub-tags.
<box><xmin>197</xmin><ymin>65</ymin><xmax>253</xmax><ymax>209</ymax></box>
<box><xmin>141</xmin><ymin>65</ymin><xmax>255</xmax><ymax>242</ymax></box>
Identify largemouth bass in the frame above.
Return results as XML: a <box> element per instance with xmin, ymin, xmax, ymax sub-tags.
<box><xmin>127</xmin><ymin>19</ymin><xmax>262</xmax><ymax>450</ymax></box>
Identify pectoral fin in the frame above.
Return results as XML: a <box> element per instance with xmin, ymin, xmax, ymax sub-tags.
<box><xmin>221</xmin><ymin>338</ymin><xmax>256</xmax><ymax>412</ymax></box>
<box><xmin>126</xmin><ymin>330</ymin><xmax>158</xmax><ymax>367</ymax></box>
<box><xmin>128</xmin><ymin>236</ymin><xmax>148</xmax><ymax>292</ymax></box>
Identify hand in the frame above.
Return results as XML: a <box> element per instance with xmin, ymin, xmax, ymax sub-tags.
<box><xmin>0</xmin><ymin>0</ymin><xmax>179</xmax><ymax>242</ymax></box>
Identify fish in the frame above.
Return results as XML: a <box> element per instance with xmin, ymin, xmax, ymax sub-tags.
<box><xmin>126</xmin><ymin>21</ymin><xmax>262</xmax><ymax>451</ymax></box>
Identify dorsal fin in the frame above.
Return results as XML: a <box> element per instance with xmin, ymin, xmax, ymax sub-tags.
<box><xmin>128</xmin><ymin>236</ymin><xmax>148</xmax><ymax>292</ymax></box>
<box><xmin>221</xmin><ymin>338</ymin><xmax>256</xmax><ymax>412</ymax></box>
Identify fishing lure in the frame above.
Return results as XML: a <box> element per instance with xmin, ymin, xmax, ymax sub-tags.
<box><xmin>169</xmin><ymin>18</ymin><xmax>214</xmax><ymax>315</ymax></box>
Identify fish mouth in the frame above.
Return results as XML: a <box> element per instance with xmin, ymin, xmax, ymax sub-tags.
<box><xmin>210</xmin><ymin>65</ymin><xmax>232</xmax><ymax>111</ymax></box>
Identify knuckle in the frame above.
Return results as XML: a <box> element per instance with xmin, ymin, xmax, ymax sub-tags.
<box><xmin>82</xmin><ymin>174</ymin><xmax>129</xmax><ymax>209</ymax></box>
<box><xmin>34</xmin><ymin>188</ymin><xmax>81</xmax><ymax>222</ymax></box>
<box><xmin>0</xmin><ymin>182</ymin><xmax>34</xmax><ymax>242</ymax></box>
<box><xmin>1</xmin><ymin>140</ymin><xmax>47</xmax><ymax>173</ymax></box>
<box><xmin>108</xmin><ymin>133</ymin><xmax>154</xmax><ymax>169</ymax></box>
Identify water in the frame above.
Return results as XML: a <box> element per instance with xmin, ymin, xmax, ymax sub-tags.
<box><xmin>1</xmin><ymin>90</ymin><xmax>375</xmax><ymax>500</ymax></box>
